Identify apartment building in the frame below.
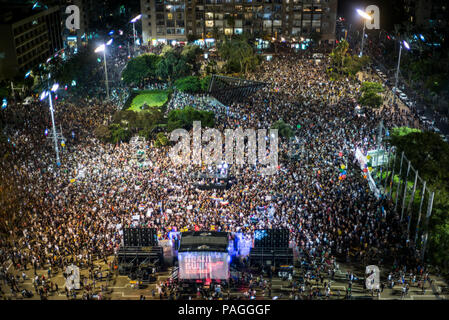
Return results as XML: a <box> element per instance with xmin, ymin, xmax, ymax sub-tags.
<box><xmin>404</xmin><ymin>0</ymin><xmax>447</xmax><ymax>28</ymax></box>
<box><xmin>63</xmin><ymin>0</ymin><xmax>90</xmax><ymax>49</ymax></box>
<box><xmin>141</xmin><ymin>0</ymin><xmax>337</xmax><ymax>45</ymax></box>
<box><xmin>0</xmin><ymin>4</ymin><xmax>63</xmax><ymax>80</ymax></box>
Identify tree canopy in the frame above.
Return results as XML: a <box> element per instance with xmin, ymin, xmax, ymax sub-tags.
<box><xmin>174</xmin><ymin>76</ymin><xmax>201</xmax><ymax>93</ymax></box>
<box><xmin>167</xmin><ymin>106</ymin><xmax>215</xmax><ymax>131</ymax></box>
<box><xmin>155</xmin><ymin>50</ymin><xmax>192</xmax><ymax>82</ymax></box>
<box><xmin>328</xmin><ymin>40</ymin><xmax>370</xmax><ymax>80</ymax></box>
<box><xmin>389</xmin><ymin>129</ymin><xmax>449</xmax><ymax>269</ymax></box>
<box><xmin>122</xmin><ymin>53</ymin><xmax>162</xmax><ymax>85</ymax></box>
<box><xmin>52</xmin><ymin>46</ymin><xmax>98</xmax><ymax>87</ymax></box>
<box><xmin>271</xmin><ymin>120</ymin><xmax>294</xmax><ymax>138</ymax></box>
<box><xmin>359</xmin><ymin>81</ymin><xmax>384</xmax><ymax>108</ymax></box>
<box><xmin>218</xmin><ymin>38</ymin><xmax>260</xmax><ymax>74</ymax></box>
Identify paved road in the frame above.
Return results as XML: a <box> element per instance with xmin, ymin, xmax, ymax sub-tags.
<box><xmin>1</xmin><ymin>257</ymin><xmax>447</xmax><ymax>300</ymax></box>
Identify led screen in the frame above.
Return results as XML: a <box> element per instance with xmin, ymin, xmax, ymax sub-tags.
<box><xmin>178</xmin><ymin>252</ymin><xmax>229</xmax><ymax>280</ymax></box>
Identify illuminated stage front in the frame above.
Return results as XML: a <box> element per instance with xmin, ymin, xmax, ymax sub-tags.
<box><xmin>178</xmin><ymin>231</ymin><xmax>230</xmax><ymax>281</ymax></box>
<box><xmin>178</xmin><ymin>251</ymin><xmax>229</xmax><ymax>280</ymax></box>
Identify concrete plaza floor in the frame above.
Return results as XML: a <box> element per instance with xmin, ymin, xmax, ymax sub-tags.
<box><xmin>1</xmin><ymin>255</ymin><xmax>447</xmax><ymax>300</ymax></box>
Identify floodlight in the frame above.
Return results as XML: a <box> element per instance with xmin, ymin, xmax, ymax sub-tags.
<box><xmin>356</xmin><ymin>9</ymin><xmax>372</xmax><ymax>20</ymax></box>
<box><xmin>95</xmin><ymin>44</ymin><xmax>105</xmax><ymax>53</ymax></box>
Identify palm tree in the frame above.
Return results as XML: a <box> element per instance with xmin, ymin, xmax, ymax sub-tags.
<box><xmin>226</xmin><ymin>15</ymin><xmax>236</xmax><ymax>39</ymax></box>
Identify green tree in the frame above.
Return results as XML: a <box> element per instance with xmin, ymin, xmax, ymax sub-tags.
<box><xmin>94</xmin><ymin>124</ymin><xmax>112</xmax><ymax>142</ymax></box>
<box><xmin>0</xmin><ymin>86</ymin><xmax>9</xmax><ymax>98</ymax></box>
<box><xmin>155</xmin><ymin>51</ymin><xmax>192</xmax><ymax>82</ymax></box>
<box><xmin>181</xmin><ymin>45</ymin><xmax>201</xmax><ymax>64</ymax></box>
<box><xmin>205</xmin><ymin>60</ymin><xmax>218</xmax><ymax>75</ymax></box>
<box><xmin>161</xmin><ymin>45</ymin><xmax>175</xmax><ymax>56</ymax></box>
<box><xmin>181</xmin><ymin>45</ymin><xmax>202</xmax><ymax>73</ymax></box>
<box><xmin>328</xmin><ymin>40</ymin><xmax>370</xmax><ymax>79</ymax></box>
<box><xmin>175</xmin><ymin>76</ymin><xmax>201</xmax><ymax>93</ymax></box>
<box><xmin>218</xmin><ymin>38</ymin><xmax>260</xmax><ymax>74</ymax></box>
<box><xmin>154</xmin><ymin>132</ymin><xmax>169</xmax><ymax>147</ymax></box>
<box><xmin>391</xmin><ymin>126</ymin><xmax>421</xmax><ymax>137</ymax></box>
<box><xmin>271</xmin><ymin>120</ymin><xmax>294</xmax><ymax>138</ymax></box>
<box><xmin>200</xmin><ymin>75</ymin><xmax>212</xmax><ymax>92</ymax></box>
<box><xmin>173</xmin><ymin>56</ymin><xmax>192</xmax><ymax>79</ymax></box>
<box><xmin>52</xmin><ymin>46</ymin><xmax>98</xmax><ymax>87</ymax></box>
<box><xmin>389</xmin><ymin>130</ymin><xmax>449</xmax><ymax>269</ymax></box>
<box><xmin>167</xmin><ymin>106</ymin><xmax>215</xmax><ymax>131</ymax></box>
<box><xmin>122</xmin><ymin>53</ymin><xmax>161</xmax><ymax>85</ymax></box>
<box><xmin>310</xmin><ymin>31</ymin><xmax>322</xmax><ymax>46</ymax></box>
<box><xmin>109</xmin><ymin>123</ymin><xmax>131</xmax><ymax>144</ymax></box>
<box><xmin>360</xmin><ymin>81</ymin><xmax>384</xmax><ymax>93</ymax></box>
<box><xmin>359</xmin><ymin>81</ymin><xmax>384</xmax><ymax>108</ymax></box>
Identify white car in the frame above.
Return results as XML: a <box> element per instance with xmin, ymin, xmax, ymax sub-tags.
<box><xmin>392</xmin><ymin>87</ymin><xmax>402</xmax><ymax>95</ymax></box>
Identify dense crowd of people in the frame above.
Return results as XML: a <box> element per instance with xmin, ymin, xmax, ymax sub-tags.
<box><xmin>0</xmin><ymin>44</ymin><xmax>435</xmax><ymax>300</ymax></box>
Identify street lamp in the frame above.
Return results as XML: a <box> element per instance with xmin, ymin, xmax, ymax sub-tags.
<box><xmin>393</xmin><ymin>40</ymin><xmax>410</xmax><ymax>105</ymax></box>
<box><xmin>40</xmin><ymin>83</ymin><xmax>61</xmax><ymax>166</ymax></box>
<box><xmin>95</xmin><ymin>43</ymin><xmax>110</xmax><ymax>100</ymax></box>
<box><xmin>356</xmin><ymin>9</ymin><xmax>372</xmax><ymax>56</ymax></box>
<box><xmin>130</xmin><ymin>14</ymin><xmax>142</xmax><ymax>53</ymax></box>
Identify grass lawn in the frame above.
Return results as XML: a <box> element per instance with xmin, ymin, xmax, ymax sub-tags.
<box><xmin>127</xmin><ymin>90</ymin><xmax>169</xmax><ymax>112</ymax></box>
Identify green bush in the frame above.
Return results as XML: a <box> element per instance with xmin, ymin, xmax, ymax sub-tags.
<box><xmin>175</xmin><ymin>76</ymin><xmax>201</xmax><ymax>93</ymax></box>
<box><xmin>389</xmin><ymin>130</ymin><xmax>449</xmax><ymax>269</ymax></box>
<box><xmin>167</xmin><ymin>106</ymin><xmax>215</xmax><ymax>131</ymax></box>
<box><xmin>154</xmin><ymin>132</ymin><xmax>169</xmax><ymax>148</ymax></box>
<box><xmin>122</xmin><ymin>53</ymin><xmax>161</xmax><ymax>85</ymax></box>
<box><xmin>391</xmin><ymin>127</ymin><xmax>421</xmax><ymax>138</ymax></box>
<box><xmin>271</xmin><ymin>120</ymin><xmax>294</xmax><ymax>138</ymax></box>
<box><xmin>109</xmin><ymin>123</ymin><xmax>132</xmax><ymax>144</ymax></box>
<box><xmin>200</xmin><ymin>75</ymin><xmax>212</xmax><ymax>92</ymax></box>
<box><xmin>218</xmin><ymin>38</ymin><xmax>260</xmax><ymax>74</ymax></box>
<box><xmin>94</xmin><ymin>124</ymin><xmax>112</xmax><ymax>143</ymax></box>
<box><xmin>155</xmin><ymin>50</ymin><xmax>192</xmax><ymax>81</ymax></box>
<box><xmin>328</xmin><ymin>40</ymin><xmax>370</xmax><ymax>79</ymax></box>
<box><xmin>359</xmin><ymin>81</ymin><xmax>384</xmax><ymax>108</ymax></box>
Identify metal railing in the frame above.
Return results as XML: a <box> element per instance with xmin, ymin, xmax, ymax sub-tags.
<box><xmin>368</xmin><ymin>123</ymin><xmax>435</xmax><ymax>261</ymax></box>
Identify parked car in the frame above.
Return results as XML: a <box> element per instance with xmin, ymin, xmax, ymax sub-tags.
<box><xmin>406</xmin><ymin>101</ymin><xmax>415</xmax><ymax>108</ymax></box>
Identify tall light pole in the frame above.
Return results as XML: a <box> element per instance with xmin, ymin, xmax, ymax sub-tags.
<box><xmin>130</xmin><ymin>14</ymin><xmax>142</xmax><ymax>54</ymax></box>
<box><xmin>95</xmin><ymin>43</ymin><xmax>111</xmax><ymax>100</ymax></box>
<box><xmin>356</xmin><ymin>9</ymin><xmax>372</xmax><ymax>57</ymax></box>
<box><xmin>40</xmin><ymin>83</ymin><xmax>61</xmax><ymax>166</ymax></box>
<box><xmin>393</xmin><ymin>40</ymin><xmax>410</xmax><ymax>105</ymax></box>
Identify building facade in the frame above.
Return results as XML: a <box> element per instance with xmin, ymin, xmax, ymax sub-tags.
<box><xmin>0</xmin><ymin>5</ymin><xmax>63</xmax><ymax>80</ymax></box>
<box><xmin>63</xmin><ymin>0</ymin><xmax>90</xmax><ymax>50</ymax></box>
<box><xmin>403</xmin><ymin>0</ymin><xmax>447</xmax><ymax>28</ymax></box>
<box><xmin>141</xmin><ymin>0</ymin><xmax>337</xmax><ymax>45</ymax></box>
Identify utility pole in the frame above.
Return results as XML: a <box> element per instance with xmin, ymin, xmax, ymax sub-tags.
<box><xmin>48</xmin><ymin>91</ymin><xmax>61</xmax><ymax>166</ymax></box>
<box><xmin>393</xmin><ymin>44</ymin><xmax>402</xmax><ymax>106</ymax></box>
<box><xmin>103</xmin><ymin>49</ymin><xmax>110</xmax><ymax>100</ymax></box>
